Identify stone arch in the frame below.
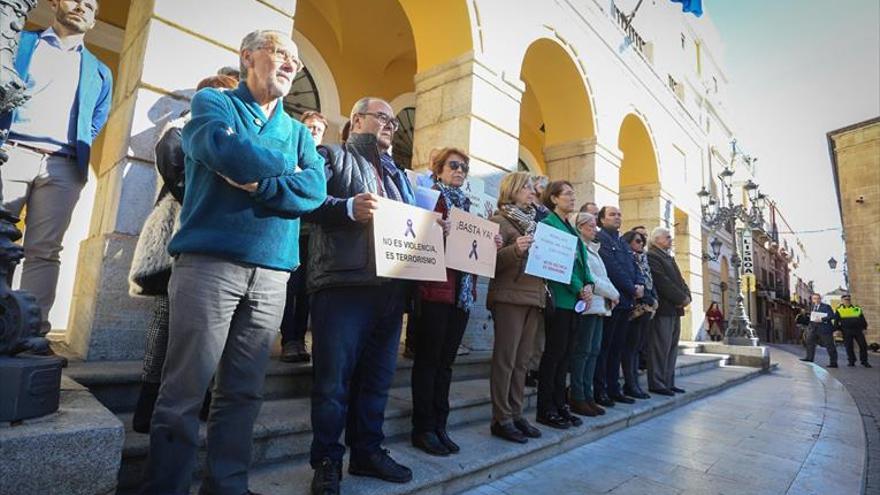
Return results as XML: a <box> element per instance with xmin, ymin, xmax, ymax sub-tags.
<box><xmin>518</xmin><ymin>37</ymin><xmax>597</xmax><ymax>205</ymax></box>
<box><xmin>617</xmin><ymin>112</ymin><xmax>663</xmax><ymax>231</ymax></box>
<box><xmin>292</xmin><ymin>30</ymin><xmax>344</xmax><ymax>140</ymax></box>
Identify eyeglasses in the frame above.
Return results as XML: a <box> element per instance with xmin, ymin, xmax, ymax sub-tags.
<box><xmin>358</xmin><ymin>112</ymin><xmax>400</xmax><ymax>131</ymax></box>
<box><xmin>447</xmin><ymin>160</ymin><xmax>469</xmax><ymax>174</ymax></box>
<box><xmin>633</xmin><ymin>238</ymin><xmax>645</xmax><ymax>245</ymax></box>
<box><xmin>260</xmin><ymin>46</ymin><xmax>301</xmax><ymax>69</ymax></box>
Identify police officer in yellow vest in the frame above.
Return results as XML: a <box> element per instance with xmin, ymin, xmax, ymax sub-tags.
<box><xmin>834</xmin><ymin>295</ymin><xmax>871</xmax><ymax>368</ymax></box>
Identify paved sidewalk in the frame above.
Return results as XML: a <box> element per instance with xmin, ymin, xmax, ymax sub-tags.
<box><xmin>462</xmin><ymin>349</ymin><xmax>867</xmax><ymax>495</ymax></box>
<box><xmin>776</xmin><ymin>343</ymin><xmax>879</xmax><ymax>495</ymax></box>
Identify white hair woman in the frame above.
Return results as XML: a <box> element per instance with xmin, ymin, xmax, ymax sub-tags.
<box><xmin>571</xmin><ymin>212</ymin><xmax>620</xmax><ymax>416</ymax></box>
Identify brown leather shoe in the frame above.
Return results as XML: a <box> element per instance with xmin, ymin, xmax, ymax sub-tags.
<box><xmin>569</xmin><ymin>399</ymin><xmax>598</xmax><ymax>417</ymax></box>
<box><xmin>586</xmin><ymin>400</ymin><xmax>606</xmax><ymax>416</ymax></box>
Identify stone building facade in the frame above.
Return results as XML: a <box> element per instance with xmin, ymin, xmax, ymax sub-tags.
<box><xmin>828</xmin><ymin>117</ymin><xmax>880</xmax><ymax>346</ymax></box>
<box><xmin>20</xmin><ymin>0</ymin><xmax>746</xmax><ymax>360</ymax></box>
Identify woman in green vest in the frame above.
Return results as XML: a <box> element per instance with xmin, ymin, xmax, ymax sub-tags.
<box><xmin>535</xmin><ymin>180</ymin><xmax>595</xmax><ymax>429</ymax></box>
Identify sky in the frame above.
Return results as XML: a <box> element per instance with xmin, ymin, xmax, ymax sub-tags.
<box><xmin>706</xmin><ymin>0</ymin><xmax>880</xmax><ymax>294</ymax></box>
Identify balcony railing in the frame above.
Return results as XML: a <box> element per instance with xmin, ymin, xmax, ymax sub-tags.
<box><xmin>611</xmin><ymin>3</ymin><xmax>648</xmax><ymax>56</ymax></box>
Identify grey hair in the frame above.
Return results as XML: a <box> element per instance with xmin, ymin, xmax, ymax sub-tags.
<box><xmin>239</xmin><ymin>30</ymin><xmax>291</xmax><ymax>79</ymax></box>
<box><xmin>575</xmin><ymin>212</ymin><xmax>597</xmax><ymax>227</ymax></box>
<box><xmin>649</xmin><ymin>226</ymin><xmax>670</xmax><ymax>246</ymax></box>
<box><xmin>533</xmin><ymin>175</ymin><xmax>549</xmax><ymax>189</ymax></box>
<box><xmin>350</xmin><ymin>97</ymin><xmax>379</xmax><ymax>121</ymax></box>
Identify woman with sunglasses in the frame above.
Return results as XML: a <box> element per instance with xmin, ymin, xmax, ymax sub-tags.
<box><xmin>621</xmin><ymin>229</ymin><xmax>657</xmax><ymax>400</ymax></box>
<box><xmin>411</xmin><ymin>147</ymin><xmax>502</xmax><ymax>456</ymax></box>
<box><xmin>536</xmin><ymin>181</ymin><xmax>594</xmax><ymax>429</ymax></box>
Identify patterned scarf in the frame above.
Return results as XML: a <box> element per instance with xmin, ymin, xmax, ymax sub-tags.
<box><xmin>499</xmin><ymin>203</ymin><xmax>537</xmax><ymax>236</ymax></box>
<box><xmin>436</xmin><ymin>180</ymin><xmax>476</xmax><ymax>312</ymax></box>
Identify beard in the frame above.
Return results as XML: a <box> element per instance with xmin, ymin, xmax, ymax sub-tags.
<box><xmin>56</xmin><ymin>12</ymin><xmax>90</xmax><ymax>34</ymax></box>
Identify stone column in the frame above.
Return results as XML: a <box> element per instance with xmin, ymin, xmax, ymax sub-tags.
<box><xmin>543</xmin><ymin>137</ymin><xmax>622</xmax><ymax>208</ymax></box>
<box><xmin>410</xmin><ymin>52</ymin><xmax>523</xmax><ymax>350</ymax></box>
<box><xmin>65</xmin><ymin>0</ymin><xmax>296</xmax><ymax>360</ymax></box>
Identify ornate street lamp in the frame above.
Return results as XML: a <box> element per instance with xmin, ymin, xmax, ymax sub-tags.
<box><xmin>827</xmin><ymin>257</ymin><xmax>838</xmax><ymax>270</ymax></box>
<box><xmin>697</xmin><ymin>146</ymin><xmax>766</xmax><ymax>346</ymax></box>
<box><xmin>702</xmin><ymin>236</ymin><xmax>723</xmax><ymax>262</ymax></box>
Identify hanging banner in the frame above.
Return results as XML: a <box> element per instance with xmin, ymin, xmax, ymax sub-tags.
<box><xmin>372</xmin><ymin>197</ymin><xmax>447</xmax><ymax>281</ymax></box>
<box><xmin>444</xmin><ymin>208</ymin><xmax>500</xmax><ymax>278</ymax></box>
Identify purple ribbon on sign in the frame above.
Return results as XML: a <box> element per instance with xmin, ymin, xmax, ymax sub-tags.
<box><xmin>404</xmin><ymin>219</ymin><xmax>416</xmax><ymax>238</ymax></box>
<box><xmin>469</xmin><ymin>240</ymin><xmax>479</xmax><ymax>260</ymax></box>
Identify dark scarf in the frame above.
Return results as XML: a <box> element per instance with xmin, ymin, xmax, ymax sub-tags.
<box><xmin>436</xmin><ymin>180</ymin><xmax>475</xmax><ymax>312</ymax></box>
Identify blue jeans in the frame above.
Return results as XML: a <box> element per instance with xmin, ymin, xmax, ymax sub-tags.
<box><xmin>309</xmin><ymin>282</ymin><xmax>408</xmax><ymax>467</ymax></box>
<box><xmin>569</xmin><ymin>315</ymin><xmax>603</xmax><ymax>401</ymax></box>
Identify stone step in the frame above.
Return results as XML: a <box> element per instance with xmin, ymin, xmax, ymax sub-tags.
<box><xmin>233</xmin><ymin>365</ymin><xmax>766</xmax><ymax>495</ymax></box>
<box><xmin>114</xmin><ymin>352</ymin><xmax>728</xmax><ymax>491</ymax></box>
<box><xmin>65</xmin><ymin>351</ymin><xmax>493</xmax><ymax>414</ymax></box>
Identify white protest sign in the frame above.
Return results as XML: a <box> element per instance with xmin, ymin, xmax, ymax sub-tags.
<box><xmin>462</xmin><ymin>176</ymin><xmax>497</xmax><ymax>219</ymax></box>
<box><xmin>372</xmin><ymin>197</ymin><xmax>446</xmax><ymax>282</ymax></box>
<box><xmin>445</xmin><ymin>208</ymin><xmax>500</xmax><ymax>278</ymax></box>
<box><xmin>524</xmin><ymin>222</ymin><xmax>578</xmax><ymax>284</ymax></box>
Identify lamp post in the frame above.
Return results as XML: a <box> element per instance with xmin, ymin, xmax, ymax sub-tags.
<box><xmin>697</xmin><ymin>151</ymin><xmax>766</xmax><ymax>346</ymax></box>
<box><xmin>702</xmin><ymin>236</ymin><xmax>724</xmax><ymax>261</ymax></box>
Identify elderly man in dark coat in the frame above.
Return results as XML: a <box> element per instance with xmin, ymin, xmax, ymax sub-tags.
<box><xmin>646</xmin><ymin>227</ymin><xmax>691</xmax><ymax>396</ymax></box>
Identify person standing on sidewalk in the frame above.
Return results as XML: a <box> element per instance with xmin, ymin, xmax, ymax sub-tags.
<box><xmin>141</xmin><ymin>30</ymin><xmax>327</xmax><ymax>494</ymax></box>
<box><xmin>487</xmin><ymin>172</ymin><xmax>545</xmax><ymax>444</ymax></box>
<box><xmin>834</xmin><ymin>294</ymin><xmax>871</xmax><ymax>368</ymax></box>
<box><xmin>535</xmin><ymin>181</ymin><xmax>593</xmax><ymax>429</ymax></box>
<box><xmin>646</xmin><ymin>227</ymin><xmax>691</xmax><ymax>396</ymax></box>
<box><xmin>306</xmin><ymin>97</ymin><xmax>418</xmax><ymax>494</ymax></box>
<box><xmin>594</xmin><ymin>206</ymin><xmax>644</xmax><ymax>407</ymax></box>
<box><xmin>801</xmin><ymin>293</ymin><xmax>838</xmax><ymax>368</ymax></box>
<box><xmin>0</xmin><ymin>0</ymin><xmax>111</xmax><ymax>346</ymax></box>
<box><xmin>279</xmin><ymin>110</ymin><xmax>329</xmax><ymax>364</ymax></box>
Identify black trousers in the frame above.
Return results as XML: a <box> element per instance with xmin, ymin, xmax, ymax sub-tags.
<box><xmin>805</xmin><ymin>329</ymin><xmax>838</xmax><ymax>365</ymax></box>
<box><xmin>843</xmin><ymin>329</ymin><xmax>869</xmax><ymax>365</ymax></box>
<box><xmin>280</xmin><ymin>235</ymin><xmax>310</xmax><ymax>345</ymax></box>
<box><xmin>411</xmin><ymin>301</ymin><xmax>469</xmax><ymax>432</ymax></box>
<box><xmin>537</xmin><ymin>308</ymin><xmax>579</xmax><ymax>415</ymax></box>
<box><xmin>594</xmin><ymin>306</ymin><xmax>631</xmax><ymax>398</ymax></box>
<box><xmin>623</xmin><ymin>313</ymin><xmax>651</xmax><ymax>391</ymax></box>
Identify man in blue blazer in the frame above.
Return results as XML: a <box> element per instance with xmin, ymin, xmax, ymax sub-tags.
<box><xmin>0</xmin><ymin>0</ymin><xmax>112</xmax><ymax>337</ymax></box>
<box><xmin>801</xmin><ymin>293</ymin><xmax>839</xmax><ymax>367</ymax></box>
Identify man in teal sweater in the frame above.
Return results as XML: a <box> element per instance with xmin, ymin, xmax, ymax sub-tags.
<box><xmin>142</xmin><ymin>30</ymin><xmax>326</xmax><ymax>495</ymax></box>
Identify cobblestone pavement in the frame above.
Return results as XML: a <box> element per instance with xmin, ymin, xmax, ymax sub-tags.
<box><xmin>462</xmin><ymin>349</ymin><xmax>867</xmax><ymax>495</ymax></box>
<box><xmin>776</xmin><ymin>343</ymin><xmax>879</xmax><ymax>495</ymax></box>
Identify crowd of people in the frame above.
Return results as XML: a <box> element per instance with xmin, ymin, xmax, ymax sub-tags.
<box><xmin>3</xmin><ymin>6</ymin><xmax>703</xmax><ymax>494</ymax></box>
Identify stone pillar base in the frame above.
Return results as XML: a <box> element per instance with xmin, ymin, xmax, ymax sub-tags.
<box><xmin>0</xmin><ymin>375</ymin><xmax>123</xmax><ymax>495</ymax></box>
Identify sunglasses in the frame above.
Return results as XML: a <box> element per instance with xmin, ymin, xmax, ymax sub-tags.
<box><xmin>447</xmin><ymin>160</ymin><xmax>469</xmax><ymax>174</ymax></box>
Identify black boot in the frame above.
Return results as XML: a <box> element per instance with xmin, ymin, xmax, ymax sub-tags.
<box><xmin>132</xmin><ymin>382</ymin><xmax>160</xmax><ymax>434</ymax></box>
<box><xmin>411</xmin><ymin>431</ymin><xmax>450</xmax><ymax>456</ymax></box>
<box><xmin>311</xmin><ymin>458</ymin><xmax>341</xmax><ymax>495</ymax></box>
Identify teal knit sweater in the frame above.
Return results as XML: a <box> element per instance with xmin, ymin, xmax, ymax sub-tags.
<box><xmin>168</xmin><ymin>83</ymin><xmax>326</xmax><ymax>271</ymax></box>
